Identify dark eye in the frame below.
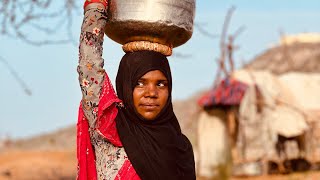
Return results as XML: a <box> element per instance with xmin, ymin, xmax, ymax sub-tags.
<box><xmin>158</xmin><ymin>81</ymin><xmax>168</xmax><ymax>88</ymax></box>
<box><xmin>136</xmin><ymin>81</ymin><xmax>144</xmax><ymax>87</ymax></box>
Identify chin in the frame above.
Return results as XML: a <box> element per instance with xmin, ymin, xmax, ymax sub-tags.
<box><xmin>141</xmin><ymin>113</ymin><xmax>158</xmax><ymax>120</ymax></box>
<box><xmin>143</xmin><ymin>116</ymin><xmax>156</xmax><ymax>120</ymax></box>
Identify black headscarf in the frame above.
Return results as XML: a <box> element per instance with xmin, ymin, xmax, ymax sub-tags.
<box><xmin>115</xmin><ymin>51</ymin><xmax>196</xmax><ymax>180</ymax></box>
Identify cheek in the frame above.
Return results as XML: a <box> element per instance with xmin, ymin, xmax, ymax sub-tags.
<box><xmin>159</xmin><ymin>90</ymin><xmax>169</xmax><ymax>107</ymax></box>
<box><xmin>133</xmin><ymin>88</ymin><xmax>144</xmax><ymax>109</ymax></box>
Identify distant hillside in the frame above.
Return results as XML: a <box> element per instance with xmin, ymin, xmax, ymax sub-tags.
<box><xmin>173</xmin><ymin>91</ymin><xmax>206</xmax><ymax>145</ymax></box>
<box><xmin>246</xmin><ymin>42</ymin><xmax>320</xmax><ymax>74</ymax></box>
<box><xmin>0</xmin><ymin>126</ymin><xmax>76</xmax><ymax>152</ymax></box>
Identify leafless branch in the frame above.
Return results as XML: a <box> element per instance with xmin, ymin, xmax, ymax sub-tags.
<box><xmin>0</xmin><ymin>0</ymin><xmax>80</xmax><ymax>45</ymax></box>
<box><xmin>212</xmin><ymin>6</ymin><xmax>247</xmax><ymax>87</ymax></box>
<box><xmin>220</xmin><ymin>6</ymin><xmax>236</xmax><ymax>59</ymax></box>
<box><xmin>226</xmin><ymin>26</ymin><xmax>245</xmax><ymax>73</ymax></box>
<box><xmin>0</xmin><ymin>56</ymin><xmax>32</xmax><ymax>96</ymax></box>
<box><xmin>172</xmin><ymin>52</ymin><xmax>193</xmax><ymax>59</ymax></box>
<box><xmin>232</xmin><ymin>25</ymin><xmax>246</xmax><ymax>40</ymax></box>
<box><xmin>194</xmin><ymin>22</ymin><xmax>218</xmax><ymax>39</ymax></box>
<box><xmin>213</xmin><ymin>6</ymin><xmax>236</xmax><ymax>87</ymax></box>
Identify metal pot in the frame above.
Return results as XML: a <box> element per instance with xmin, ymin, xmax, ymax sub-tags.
<box><xmin>105</xmin><ymin>0</ymin><xmax>196</xmax><ymax>48</ymax></box>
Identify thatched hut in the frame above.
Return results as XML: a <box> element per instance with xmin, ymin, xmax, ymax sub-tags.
<box><xmin>197</xmin><ymin>69</ymin><xmax>320</xmax><ymax>177</ymax></box>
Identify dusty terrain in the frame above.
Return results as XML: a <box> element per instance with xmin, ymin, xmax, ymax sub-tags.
<box><xmin>232</xmin><ymin>172</ymin><xmax>320</xmax><ymax>180</ymax></box>
<box><xmin>0</xmin><ymin>150</ymin><xmax>76</xmax><ymax>180</ymax></box>
<box><xmin>2</xmin><ymin>149</ymin><xmax>320</xmax><ymax>180</ymax></box>
<box><xmin>0</xmin><ymin>125</ymin><xmax>77</xmax><ymax>180</ymax></box>
<box><xmin>2</xmin><ymin>150</ymin><xmax>320</xmax><ymax>180</ymax></box>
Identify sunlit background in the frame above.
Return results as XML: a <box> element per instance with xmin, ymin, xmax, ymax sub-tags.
<box><xmin>0</xmin><ymin>1</ymin><xmax>320</xmax><ymax>179</ymax></box>
<box><xmin>0</xmin><ymin>0</ymin><xmax>319</xmax><ymax>138</ymax></box>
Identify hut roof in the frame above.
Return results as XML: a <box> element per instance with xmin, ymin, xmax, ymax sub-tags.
<box><xmin>245</xmin><ymin>42</ymin><xmax>320</xmax><ymax>74</ymax></box>
<box><xmin>198</xmin><ymin>78</ymin><xmax>248</xmax><ymax>107</ymax></box>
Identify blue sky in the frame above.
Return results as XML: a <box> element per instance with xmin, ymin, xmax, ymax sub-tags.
<box><xmin>0</xmin><ymin>0</ymin><xmax>319</xmax><ymax>138</ymax></box>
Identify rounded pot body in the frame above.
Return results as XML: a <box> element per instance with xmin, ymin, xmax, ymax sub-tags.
<box><xmin>105</xmin><ymin>0</ymin><xmax>196</xmax><ymax>48</ymax></box>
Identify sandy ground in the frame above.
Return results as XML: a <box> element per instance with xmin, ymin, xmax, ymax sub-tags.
<box><xmin>231</xmin><ymin>171</ymin><xmax>320</xmax><ymax>180</ymax></box>
<box><xmin>1</xmin><ymin>150</ymin><xmax>320</xmax><ymax>180</ymax></box>
<box><xmin>0</xmin><ymin>150</ymin><xmax>76</xmax><ymax>180</ymax></box>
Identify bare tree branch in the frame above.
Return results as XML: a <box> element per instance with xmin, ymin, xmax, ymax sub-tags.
<box><xmin>232</xmin><ymin>25</ymin><xmax>246</xmax><ymax>40</ymax></box>
<box><xmin>0</xmin><ymin>0</ymin><xmax>80</xmax><ymax>45</ymax></box>
<box><xmin>226</xmin><ymin>26</ymin><xmax>245</xmax><ymax>73</ymax></box>
<box><xmin>0</xmin><ymin>56</ymin><xmax>32</xmax><ymax>96</ymax></box>
<box><xmin>194</xmin><ymin>22</ymin><xmax>218</xmax><ymax>39</ymax></box>
<box><xmin>172</xmin><ymin>52</ymin><xmax>193</xmax><ymax>59</ymax></box>
<box><xmin>220</xmin><ymin>6</ymin><xmax>236</xmax><ymax>59</ymax></box>
<box><xmin>214</xmin><ymin>6</ymin><xmax>236</xmax><ymax>87</ymax></box>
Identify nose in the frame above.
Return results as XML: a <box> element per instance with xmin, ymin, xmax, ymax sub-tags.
<box><xmin>145</xmin><ymin>84</ymin><xmax>158</xmax><ymax>98</ymax></box>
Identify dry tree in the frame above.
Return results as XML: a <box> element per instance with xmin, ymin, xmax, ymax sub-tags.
<box><xmin>0</xmin><ymin>0</ymin><xmax>81</xmax><ymax>95</ymax></box>
<box><xmin>0</xmin><ymin>0</ymin><xmax>80</xmax><ymax>45</ymax></box>
<box><xmin>213</xmin><ymin>6</ymin><xmax>245</xmax><ymax>87</ymax></box>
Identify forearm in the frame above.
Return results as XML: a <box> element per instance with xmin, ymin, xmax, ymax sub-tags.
<box><xmin>78</xmin><ymin>5</ymin><xmax>107</xmax><ymax>128</ymax></box>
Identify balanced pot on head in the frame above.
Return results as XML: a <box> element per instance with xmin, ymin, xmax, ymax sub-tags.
<box><xmin>105</xmin><ymin>0</ymin><xmax>196</xmax><ymax>54</ymax></box>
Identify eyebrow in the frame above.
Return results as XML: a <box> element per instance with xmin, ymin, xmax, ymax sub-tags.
<box><xmin>138</xmin><ymin>78</ymin><xmax>168</xmax><ymax>81</ymax></box>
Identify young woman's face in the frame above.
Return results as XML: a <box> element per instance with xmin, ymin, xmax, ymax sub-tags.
<box><xmin>133</xmin><ymin>70</ymin><xmax>169</xmax><ymax>120</ymax></box>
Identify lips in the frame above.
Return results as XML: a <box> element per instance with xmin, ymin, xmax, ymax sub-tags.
<box><xmin>139</xmin><ymin>103</ymin><xmax>159</xmax><ymax>110</ymax></box>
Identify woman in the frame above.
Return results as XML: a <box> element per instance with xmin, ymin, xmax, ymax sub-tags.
<box><xmin>77</xmin><ymin>1</ymin><xmax>196</xmax><ymax>179</ymax></box>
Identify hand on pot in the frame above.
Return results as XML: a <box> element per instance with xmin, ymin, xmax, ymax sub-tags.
<box><xmin>84</xmin><ymin>0</ymin><xmax>108</xmax><ymax>11</ymax></box>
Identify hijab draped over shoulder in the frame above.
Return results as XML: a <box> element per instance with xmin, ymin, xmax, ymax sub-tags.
<box><xmin>115</xmin><ymin>51</ymin><xmax>196</xmax><ymax>180</ymax></box>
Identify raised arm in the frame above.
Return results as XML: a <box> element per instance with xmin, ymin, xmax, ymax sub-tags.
<box><xmin>78</xmin><ymin>2</ymin><xmax>108</xmax><ymax>128</ymax></box>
